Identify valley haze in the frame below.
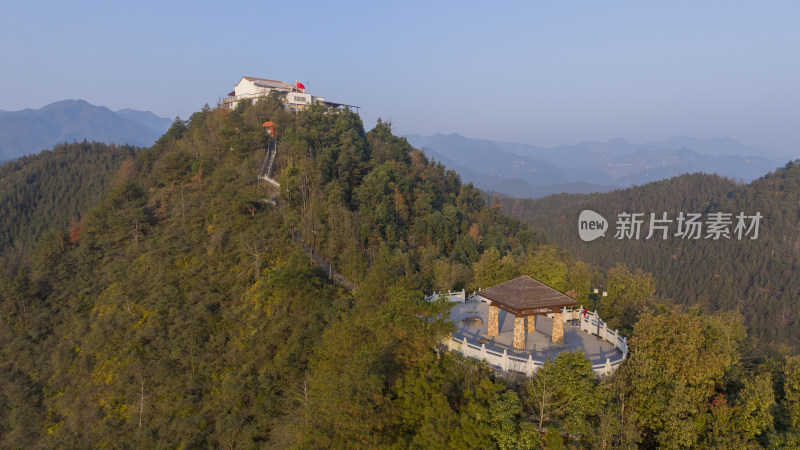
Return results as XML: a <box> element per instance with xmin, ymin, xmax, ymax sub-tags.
<box><xmin>406</xmin><ymin>132</ymin><xmax>790</xmax><ymax>198</ymax></box>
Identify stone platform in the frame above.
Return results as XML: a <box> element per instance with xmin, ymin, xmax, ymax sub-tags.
<box><xmin>448</xmin><ymin>301</ymin><xmax>624</xmax><ymax>366</ymax></box>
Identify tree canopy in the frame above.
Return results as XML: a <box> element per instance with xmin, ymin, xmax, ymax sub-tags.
<box><xmin>0</xmin><ymin>100</ymin><xmax>797</xmax><ymax>447</ymax></box>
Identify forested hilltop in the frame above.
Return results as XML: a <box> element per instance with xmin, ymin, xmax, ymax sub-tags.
<box><xmin>0</xmin><ymin>141</ymin><xmax>136</xmax><ymax>255</ymax></box>
<box><xmin>1</xmin><ymin>98</ymin><xmax>799</xmax><ymax>447</ymax></box>
<box><xmin>499</xmin><ymin>168</ymin><xmax>800</xmax><ymax>354</ymax></box>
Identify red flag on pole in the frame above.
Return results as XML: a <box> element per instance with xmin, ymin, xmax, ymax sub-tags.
<box><xmin>296</xmin><ymin>81</ymin><xmax>306</xmax><ymax>91</ymax></box>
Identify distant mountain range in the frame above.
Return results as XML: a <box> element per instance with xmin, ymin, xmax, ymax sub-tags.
<box><xmin>0</xmin><ymin>100</ymin><xmax>172</xmax><ymax>160</ymax></box>
<box><xmin>2</xmin><ymin>100</ymin><xmax>791</xmax><ymax>199</ymax></box>
<box><xmin>405</xmin><ymin>133</ymin><xmax>793</xmax><ymax>198</ymax></box>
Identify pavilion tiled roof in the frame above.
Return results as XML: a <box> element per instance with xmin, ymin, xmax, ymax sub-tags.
<box><xmin>478</xmin><ymin>276</ymin><xmax>576</xmax><ymax>316</ymax></box>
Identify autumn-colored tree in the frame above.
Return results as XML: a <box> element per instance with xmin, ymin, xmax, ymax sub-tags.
<box><xmin>470</xmin><ymin>247</ymin><xmax>518</xmax><ymax>290</ymax></box>
<box><xmin>603</xmin><ymin>263</ymin><xmax>656</xmax><ymax>333</ymax></box>
<box><xmin>522</xmin><ymin>245</ymin><xmax>568</xmax><ymax>291</ymax></box>
<box><xmin>782</xmin><ymin>355</ymin><xmax>800</xmax><ymax>429</ymax></box>
<box><xmin>522</xmin><ymin>351</ymin><xmax>602</xmax><ymax>442</ymax></box>
<box><xmin>468</xmin><ymin>222</ymin><xmax>482</xmax><ymax>243</ymax></box>
<box><xmin>624</xmin><ymin>309</ymin><xmax>748</xmax><ymax>447</ymax></box>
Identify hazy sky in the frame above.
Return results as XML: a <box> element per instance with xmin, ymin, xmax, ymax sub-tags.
<box><xmin>1</xmin><ymin>1</ymin><xmax>798</xmax><ymax>153</ymax></box>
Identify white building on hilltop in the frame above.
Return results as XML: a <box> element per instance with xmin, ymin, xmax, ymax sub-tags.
<box><xmin>223</xmin><ymin>76</ymin><xmax>358</xmax><ymax>113</ymax></box>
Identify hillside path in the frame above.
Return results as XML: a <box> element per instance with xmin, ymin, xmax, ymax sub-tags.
<box><xmin>291</xmin><ymin>230</ymin><xmax>356</xmax><ymax>291</ymax></box>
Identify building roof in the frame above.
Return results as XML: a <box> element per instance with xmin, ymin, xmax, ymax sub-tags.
<box><xmin>240</xmin><ymin>76</ymin><xmax>292</xmax><ymax>89</ymax></box>
<box><xmin>478</xmin><ymin>276</ymin><xmax>576</xmax><ymax>316</ymax></box>
<box><xmin>242</xmin><ymin>76</ymin><xmax>285</xmax><ymax>83</ymax></box>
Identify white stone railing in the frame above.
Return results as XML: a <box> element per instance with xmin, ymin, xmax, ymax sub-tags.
<box><xmin>443</xmin><ymin>335</ymin><xmax>543</xmax><ymax>376</ymax></box>
<box><xmin>425</xmin><ymin>289</ymin><xmax>489</xmax><ymax>303</ymax></box>
<box><xmin>443</xmin><ymin>335</ymin><xmax>622</xmax><ymax>377</ymax></box>
<box><xmin>424</xmin><ymin>289</ymin><xmax>467</xmax><ymax>303</ymax></box>
<box><xmin>442</xmin><ymin>302</ymin><xmax>628</xmax><ymax>377</ymax></box>
<box><xmin>555</xmin><ymin>306</ymin><xmax>629</xmax><ymax>359</ymax></box>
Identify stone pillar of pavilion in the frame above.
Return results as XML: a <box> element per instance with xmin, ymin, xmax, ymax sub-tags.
<box><xmin>478</xmin><ymin>276</ymin><xmax>576</xmax><ymax>350</ymax></box>
<box><xmin>488</xmin><ymin>305</ymin><xmax>499</xmax><ymax>337</ymax></box>
<box><xmin>527</xmin><ymin>315</ymin><xmax>536</xmax><ymax>332</ymax></box>
<box><xmin>513</xmin><ymin>316</ymin><xmax>525</xmax><ymax>350</ymax></box>
<box><xmin>552</xmin><ymin>310</ymin><xmax>564</xmax><ymax>344</ymax></box>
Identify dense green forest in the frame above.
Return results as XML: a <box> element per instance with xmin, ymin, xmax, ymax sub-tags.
<box><xmin>0</xmin><ymin>141</ymin><xmax>136</xmax><ymax>256</ymax></box>
<box><xmin>1</xmin><ymin>99</ymin><xmax>799</xmax><ymax>447</ymax></box>
<box><xmin>498</xmin><ymin>169</ymin><xmax>800</xmax><ymax>354</ymax></box>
